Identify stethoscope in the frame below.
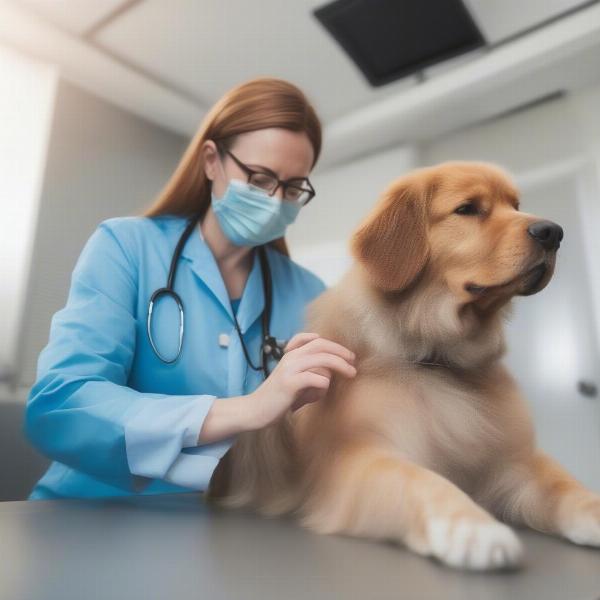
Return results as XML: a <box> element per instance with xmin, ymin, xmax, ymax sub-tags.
<box><xmin>146</xmin><ymin>212</ymin><xmax>286</xmax><ymax>378</ymax></box>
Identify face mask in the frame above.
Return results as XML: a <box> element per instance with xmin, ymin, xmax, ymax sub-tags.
<box><xmin>211</xmin><ymin>177</ymin><xmax>302</xmax><ymax>247</ymax></box>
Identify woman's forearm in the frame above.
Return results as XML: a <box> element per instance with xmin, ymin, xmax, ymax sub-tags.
<box><xmin>197</xmin><ymin>394</ymin><xmax>260</xmax><ymax>445</ymax></box>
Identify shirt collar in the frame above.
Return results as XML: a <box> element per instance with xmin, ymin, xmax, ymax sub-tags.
<box><xmin>178</xmin><ymin>218</ymin><xmax>266</xmax><ymax>335</ymax></box>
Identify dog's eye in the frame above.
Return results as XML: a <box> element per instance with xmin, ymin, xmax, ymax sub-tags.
<box><xmin>454</xmin><ymin>202</ymin><xmax>479</xmax><ymax>216</ymax></box>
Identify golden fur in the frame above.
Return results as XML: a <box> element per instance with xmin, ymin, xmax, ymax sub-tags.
<box><xmin>206</xmin><ymin>161</ymin><xmax>600</xmax><ymax>570</ymax></box>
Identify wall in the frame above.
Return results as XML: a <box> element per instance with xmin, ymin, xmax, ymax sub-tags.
<box><xmin>14</xmin><ymin>78</ymin><xmax>188</xmax><ymax>389</ymax></box>
<box><xmin>0</xmin><ymin>45</ymin><xmax>57</xmax><ymax>386</ymax></box>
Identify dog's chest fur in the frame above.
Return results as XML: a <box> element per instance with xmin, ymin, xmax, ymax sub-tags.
<box><xmin>302</xmin><ymin>363</ymin><xmax>526</xmax><ymax>498</ymax></box>
<box><xmin>407</xmin><ymin>369</ymin><xmax>506</xmax><ymax>491</ymax></box>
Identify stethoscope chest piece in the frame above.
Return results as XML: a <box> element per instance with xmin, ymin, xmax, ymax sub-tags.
<box><xmin>147</xmin><ymin>286</ymin><xmax>184</xmax><ymax>365</ymax></box>
<box><xmin>263</xmin><ymin>335</ymin><xmax>285</xmax><ymax>361</ymax></box>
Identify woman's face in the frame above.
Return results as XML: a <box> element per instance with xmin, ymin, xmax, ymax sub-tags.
<box><xmin>204</xmin><ymin>128</ymin><xmax>315</xmax><ymax>201</ymax></box>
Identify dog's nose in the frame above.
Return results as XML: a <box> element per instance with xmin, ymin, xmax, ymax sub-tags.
<box><xmin>527</xmin><ymin>220</ymin><xmax>563</xmax><ymax>251</ymax></box>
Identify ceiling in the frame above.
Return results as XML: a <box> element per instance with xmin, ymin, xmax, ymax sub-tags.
<box><xmin>1</xmin><ymin>0</ymin><xmax>600</xmax><ymax>170</ymax></box>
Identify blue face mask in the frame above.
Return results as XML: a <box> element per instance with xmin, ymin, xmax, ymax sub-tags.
<box><xmin>211</xmin><ymin>178</ymin><xmax>302</xmax><ymax>247</ymax></box>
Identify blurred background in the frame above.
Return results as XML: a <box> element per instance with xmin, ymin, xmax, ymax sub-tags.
<box><xmin>0</xmin><ymin>0</ymin><xmax>599</xmax><ymax>501</ymax></box>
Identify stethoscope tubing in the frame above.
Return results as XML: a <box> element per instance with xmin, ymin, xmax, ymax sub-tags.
<box><xmin>146</xmin><ymin>212</ymin><xmax>283</xmax><ymax>378</ymax></box>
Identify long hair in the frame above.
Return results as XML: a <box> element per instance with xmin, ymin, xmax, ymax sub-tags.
<box><xmin>141</xmin><ymin>77</ymin><xmax>322</xmax><ymax>257</ymax></box>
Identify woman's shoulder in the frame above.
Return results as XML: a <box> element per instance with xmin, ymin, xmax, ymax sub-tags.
<box><xmin>266</xmin><ymin>246</ymin><xmax>327</xmax><ymax>301</ymax></box>
<box><xmin>95</xmin><ymin>214</ymin><xmax>186</xmax><ymax>257</ymax></box>
<box><xmin>98</xmin><ymin>214</ymin><xmax>185</xmax><ymax>237</ymax></box>
<box><xmin>71</xmin><ymin>215</ymin><xmax>188</xmax><ymax>291</ymax></box>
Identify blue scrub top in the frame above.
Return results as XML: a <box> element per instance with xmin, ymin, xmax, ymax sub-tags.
<box><xmin>24</xmin><ymin>214</ymin><xmax>326</xmax><ymax>500</ymax></box>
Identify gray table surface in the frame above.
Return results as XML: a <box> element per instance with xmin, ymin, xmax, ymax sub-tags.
<box><xmin>0</xmin><ymin>492</ymin><xmax>599</xmax><ymax>600</ymax></box>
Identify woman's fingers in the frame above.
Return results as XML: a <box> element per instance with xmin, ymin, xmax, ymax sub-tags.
<box><xmin>305</xmin><ymin>337</ymin><xmax>356</xmax><ymax>364</ymax></box>
<box><xmin>284</xmin><ymin>332</ymin><xmax>320</xmax><ymax>353</ymax></box>
<box><xmin>281</xmin><ymin>335</ymin><xmax>357</xmax><ymax>411</ymax></box>
<box><xmin>253</xmin><ymin>334</ymin><xmax>357</xmax><ymax>428</ymax></box>
<box><xmin>295</xmin><ymin>352</ymin><xmax>357</xmax><ymax>378</ymax></box>
<box><xmin>307</xmin><ymin>365</ymin><xmax>330</xmax><ymax>378</ymax></box>
<box><xmin>287</xmin><ymin>335</ymin><xmax>356</xmax><ymax>365</ymax></box>
<box><xmin>295</xmin><ymin>370</ymin><xmax>331</xmax><ymax>390</ymax></box>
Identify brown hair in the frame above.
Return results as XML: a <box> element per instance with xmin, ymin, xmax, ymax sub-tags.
<box><xmin>141</xmin><ymin>77</ymin><xmax>322</xmax><ymax>257</ymax></box>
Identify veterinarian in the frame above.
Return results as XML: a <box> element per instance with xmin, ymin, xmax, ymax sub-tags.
<box><xmin>24</xmin><ymin>77</ymin><xmax>357</xmax><ymax>500</ymax></box>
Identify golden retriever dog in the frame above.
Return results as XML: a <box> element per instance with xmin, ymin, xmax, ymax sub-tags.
<box><xmin>206</xmin><ymin>161</ymin><xmax>600</xmax><ymax>571</ymax></box>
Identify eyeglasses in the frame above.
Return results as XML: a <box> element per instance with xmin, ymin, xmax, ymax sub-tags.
<box><xmin>215</xmin><ymin>142</ymin><xmax>316</xmax><ymax>206</ymax></box>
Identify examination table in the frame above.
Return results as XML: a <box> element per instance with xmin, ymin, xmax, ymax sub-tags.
<box><xmin>0</xmin><ymin>492</ymin><xmax>599</xmax><ymax>600</ymax></box>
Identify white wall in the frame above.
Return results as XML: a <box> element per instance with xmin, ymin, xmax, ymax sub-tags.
<box><xmin>13</xmin><ymin>77</ymin><xmax>188</xmax><ymax>389</ymax></box>
<box><xmin>0</xmin><ymin>45</ymin><xmax>57</xmax><ymax>386</ymax></box>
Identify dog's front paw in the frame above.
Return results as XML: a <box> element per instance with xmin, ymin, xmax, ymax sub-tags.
<box><xmin>426</xmin><ymin>516</ymin><xmax>524</xmax><ymax>571</ymax></box>
<box><xmin>561</xmin><ymin>494</ymin><xmax>600</xmax><ymax>546</ymax></box>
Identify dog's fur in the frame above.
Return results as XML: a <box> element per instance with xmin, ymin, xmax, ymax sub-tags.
<box><xmin>206</xmin><ymin>161</ymin><xmax>600</xmax><ymax>570</ymax></box>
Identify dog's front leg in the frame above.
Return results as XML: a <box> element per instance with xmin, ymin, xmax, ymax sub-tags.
<box><xmin>296</xmin><ymin>443</ymin><xmax>523</xmax><ymax>571</ymax></box>
<box><xmin>479</xmin><ymin>450</ymin><xmax>600</xmax><ymax>547</ymax></box>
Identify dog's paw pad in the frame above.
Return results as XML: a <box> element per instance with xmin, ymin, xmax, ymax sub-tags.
<box><xmin>427</xmin><ymin>517</ymin><xmax>523</xmax><ymax>570</ymax></box>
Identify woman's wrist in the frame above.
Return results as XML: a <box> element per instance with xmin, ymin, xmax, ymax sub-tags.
<box><xmin>244</xmin><ymin>390</ymin><xmax>267</xmax><ymax>430</ymax></box>
<box><xmin>196</xmin><ymin>393</ymin><xmax>264</xmax><ymax>445</ymax></box>
<box><xmin>236</xmin><ymin>391</ymin><xmax>267</xmax><ymax>431</ymax></box>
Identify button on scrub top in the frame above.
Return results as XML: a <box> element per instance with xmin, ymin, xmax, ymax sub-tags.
<box><xmin>24</xmin><ymin>215</ymin><xmax>326</xmax><ymax>500</ymax></box>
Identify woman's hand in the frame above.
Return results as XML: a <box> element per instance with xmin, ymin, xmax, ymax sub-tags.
<box><xmin>248</xmin><ymin>332</ymin><xmax>357</xmax><ymax>429</ymax></box>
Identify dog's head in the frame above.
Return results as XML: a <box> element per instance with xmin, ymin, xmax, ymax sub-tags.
<box><xmin>350</xmin><ymin>161</ymin><xmax>562</xmax><ymax>317</ymax></box>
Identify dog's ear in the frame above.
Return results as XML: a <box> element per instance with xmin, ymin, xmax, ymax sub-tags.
<box><xmin>350</xmin><ymin>173</ymin><xmax>432</xmax><ymax>292</ymax></box>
